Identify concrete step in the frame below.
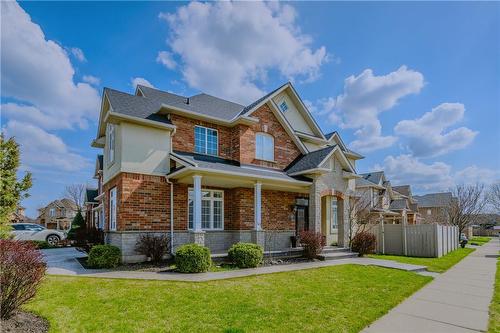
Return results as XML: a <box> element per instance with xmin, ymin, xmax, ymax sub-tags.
<box><xmin>321</xmin><ymin>246</ymin><xmax>351</xmax><ymax>254</ymax></box>
<box><xmin>317</xmin><ymin>251</ymin><xmax>359</xmax><ymax>261</ymax></box>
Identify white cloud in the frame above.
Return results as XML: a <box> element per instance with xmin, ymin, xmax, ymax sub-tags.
<box><xmin>376</xmin><ymin>154</ymin><xmax>454</xmax><ymax>191</ymax></box>
<box><xmin>82</xmin><ymin>75</ymin><xmax>101</xmax><ymax>86</ymax></box>
<box><xmin>156</xmin><ymin>51</ymin><xmax>176</xmax><ymax>70</ymax></box>
<box><xmin>0</xmin><ymin>1</ymin><xmax>100</xmax><ymax>130</ymax></box>
<box><xmin>324</xmin><ymin>66</ymin><xmax>424</xmax><ymax>153</ymax></box>
<box><xmin>131</xmin><ymin>77</ymin><xmax>155</xmax><ymax>89</ymax></box>
<box><xmin>3</xmin><ymin>120</ymin><xmax>90</xmax><ymax>172</ymax></box>
<box><xmin>160</xmin><ymin>1</ymin><xmax>327</xmax><ymax>104</ymax></box>
<box><xmin>376</xmin><ymin>155</ymin><xmax>499</xmax><ymax>192</ymax></box>
<box><xmin>395</xmin><ymin>103</ymin><xmax>478</xmax><ymax>157</ymax></box>
<box><xmin>70</xmin><ymin>47</ymin><xmax>86</xmax><ymax>62</ymax></box>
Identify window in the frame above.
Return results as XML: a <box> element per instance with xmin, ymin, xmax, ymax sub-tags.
<box><xmin>49</xmin><ymin>208</ymin><xmax>55</xmax><ymax>217</ymax></box>
<box><xmin>255</xmin><ymin>133</ymin><xmax>274</xmax><ymax>161</ymax></box>
<box><xmin>12</xmin><ymin>224</ymin><xmax>26</xmax><ymax>231</ymax></box>
<box><xmin>194</xmin><ymin>126</ymin><xmax>218</xmax><ymax>155</ymax></box>
<box><xmin>107</xmin><ymin>123</ymin><xmax>115</xmax><ymax>165</ymax></box>
<box><xmin>109</xmin><ymin>187</ymin><xmax>117</xmax><ymax>231</ymax></box>
<box><xmin>331</xmin><ymin>197</ymin><xmax>338</xmax><ymax>231</ymax></box>
<box><xmin>188</xmin><ymin>189</ymin><xmax>223</xmax><ymax>230</ymax></box>
<box><xmin>279</xmin><ymin>99</ymin><xmax>289</xmax><ymax>112</ymax></box>
<box><xmin>427</xmin><ymin>209</ymin><xmax>431</xmax><ymax>216</ymax></box>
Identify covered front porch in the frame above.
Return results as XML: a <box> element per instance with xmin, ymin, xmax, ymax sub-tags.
<box><xmin>167</xmin><ymin>152</ymin><xmax>312</xmax><ymax>253</ymax></box>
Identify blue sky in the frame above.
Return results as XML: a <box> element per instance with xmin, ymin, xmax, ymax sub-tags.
<box><xmin>1</xmin><ymin>1</ymin><xmax>499</xmax><ymax>217</ymax></box>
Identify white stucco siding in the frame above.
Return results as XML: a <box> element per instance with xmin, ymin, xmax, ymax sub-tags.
<box><xmin>303</xmin><ymin>141</ymin><xmax>325</xmax><ymax>152</ymax></box>
<box><xmin>273</xmin><ymin>92</ymin><xmax>315</xmax><ymax>135</ymax></box>
<box><xmin>103</xmin><ymin>123</ymin><xmax>122</xmax><ymax>184</ymax></box>
<box><xmin>120</xmin><ymin>122</ymin><xmax>171</xmax><ymax>176</ymax></box>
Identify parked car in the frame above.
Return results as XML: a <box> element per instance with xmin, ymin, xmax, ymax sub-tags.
<box><xmin>10</xmin><ymin>223</ymin><xmax>67</xmax><ymax>246</ymax></box>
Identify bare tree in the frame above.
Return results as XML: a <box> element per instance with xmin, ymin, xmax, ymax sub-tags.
<box><xmin>346</xmin><ymin>195</ymin><xmax>375</xmax><ymax>246</ymax></box>
<box><xmin>487</xmin><ymin>183</ymin><xmax>500</xmax><ymax>213</ymax></box>
<box><xmin>64</xmin><ymin>184</ymin><xmax>85</xmax><ymax>211</ymax></box>
<box><xmin>447</xmin><ymin>184</ymin><xmax>486</xmax><ymax>236</ymax></box>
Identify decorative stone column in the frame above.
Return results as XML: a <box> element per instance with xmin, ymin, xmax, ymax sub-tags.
<box><xmin>308</xmin><ymin>175</ymin><xmax>322</xmax><ymax>233</ymax></box>
<box><xmin>190</xmin><ymin>174</ymin><xmax>205</xmax><ymax>246</ymax></box>
<box><xmin>252</xmin><ymin>182</ymin><xmax>265</xmax><ymax>247</ymax></box>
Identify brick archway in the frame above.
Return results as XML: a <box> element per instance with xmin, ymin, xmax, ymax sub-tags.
<box><xmin>320</xmin><ymin>189</ymin><xmax>344</xmax><ymax>200</ymax></box>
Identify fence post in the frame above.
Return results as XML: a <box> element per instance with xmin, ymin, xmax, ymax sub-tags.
<box><xmin>402</xmin><ymin>211</ymin><xmax>408</xmax><ymax>256</ymax></box>
<box><xmin>379</xmin><ymin>213</ymin><xmax>385</xmax><ymax>254</ymax></box>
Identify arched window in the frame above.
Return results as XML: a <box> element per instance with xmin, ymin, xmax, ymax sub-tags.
<box><xmin>255</xmin><ymin>133</ymin><xmax>274</xmax><ymax>161</ymax></box>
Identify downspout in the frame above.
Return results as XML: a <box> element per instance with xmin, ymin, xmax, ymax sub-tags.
<box><xmin>165</xmin><ymin>177</ymin><xmax>174</xmax><ymax>255</ymax></box>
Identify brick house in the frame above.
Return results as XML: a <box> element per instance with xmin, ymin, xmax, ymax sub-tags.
<box><xmin>36</xmin><ymin>199</ymin><xmax>78</xmax><ymax>231</ymax></box>
<box><xmin>413</xmin><ymin>192</ymin><xmax>453</xmax><ymax>224</ymax></box>
<box><xmin>91</xmin><ymin>82</ymin><xmax>363</xmax><ymax>263</ymax></box>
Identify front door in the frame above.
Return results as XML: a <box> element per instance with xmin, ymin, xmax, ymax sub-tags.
<box><xmin>295</xmin><ymin>206</ymin><xmax>309</xmax><ymax>235</ymax></box>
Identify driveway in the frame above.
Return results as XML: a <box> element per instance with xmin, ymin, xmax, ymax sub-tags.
<box><xmin>363</xmin><ymin>239</ymin><xmax>499</xmax><ymax>333</ymax></box>
<box><xmin>41</xmin><ymin>247</ymin><xmax>87</xmax><ymax>275</ymax></box>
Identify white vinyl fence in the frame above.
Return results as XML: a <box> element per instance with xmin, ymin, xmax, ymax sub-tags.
<box><xmin>374</xmin><ymin>224</ymin><xmax>458</xmax><ymax>258</ymax></box>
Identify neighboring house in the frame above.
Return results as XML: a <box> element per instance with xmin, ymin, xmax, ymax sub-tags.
<box><xmin>472</xmin><ymin>213</ymin><xmax>500</xmax><ymax>236</ymax></box>
<box><xmin>10</xmin><ymin>206</ymin><xmax>35</xmax><ymax>224</ymax></box>
<box><xmin>84</xmin><ymin>188</ymin><xmax>99</xmax><ymax>228</ymax></box>
<box><xmin>84</xmin><ymin>154</ymin><xmax>105</xmax><ymax>230</ymax></box>
<box><xmin>36</xmin><ymin>199</ymin><xmax>78</xmax><ymax>230</ymax></box>
<box><xmin>413</xmin><ymin>192</ymin><xmax>453</xmax><ymax>224</ymax></box>
<box><xmin>91</xmin><ymin>82</ymin><xmax>363</xmax><ymax>262</ymax></box>
<box><xmin>355</xmin><ymin>172</ymin><xmax>418</xmax><ymax>225</ymax></box>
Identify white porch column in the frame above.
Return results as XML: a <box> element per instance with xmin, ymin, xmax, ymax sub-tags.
<box><xmin>193</xmin><ymin>175</ymin><xmax>202</xmax><ymax>232</ymax></box>
<box><xmin>254</xmin><ymin>182</ymin><xmax>262</xmax><ymax>231</ymax></box>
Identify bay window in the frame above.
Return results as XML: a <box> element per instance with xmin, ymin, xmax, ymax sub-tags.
<box><xmin>109</xmin><ymin>187</ymin><xmax>117</xmax><ymax>231</ymax></box>
<box><xmin>188</xmin><ymin>189</ymin><xmax>223</xmax><ymax>230</ymax></box>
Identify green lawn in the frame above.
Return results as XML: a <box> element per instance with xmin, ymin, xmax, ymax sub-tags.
<box><xmin>469</xmin><ymin>236</ymin><xmax>492</xmax><ymax>246</ymax></box>
<box><xmin>26</xmin><ymin>265</ymin><xmax>431</xmax><ymax>333</ymax></box>
<box><xmin>489</xmin><ymin>257</ymin><xmax>500</xmax><ymax>333</ymax></box>
<box><xmin>368</xmin><ymin>248</ymin><xmax>475</xmax><ymax>273</ymax></box>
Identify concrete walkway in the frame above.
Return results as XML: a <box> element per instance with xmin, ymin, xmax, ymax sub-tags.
<box><xmin>363</xmin><ymin>239</ymin><xmax>499</xmax><ymax>333</ymax></box>
<box><xmin>41</xmin><ymin>247</ymin><xmax>431</xmax><ymax>282</ymax></box>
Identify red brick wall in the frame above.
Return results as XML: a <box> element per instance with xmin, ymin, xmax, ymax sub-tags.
<box><xmin>170</xmin><ymin>115</ymin><xmax>234</xmax><ymax>159</ymax></box>
<box><xmin>103</xmin><ymin>172</ymin><xmax>306</xmax><ymax>232</ymax></box>
<box><xmin>103</xmin><ymin>172</ymin><xmax>170</xmax><ymax>231</ymax></box>
<box><xmin>170</xmin><ymin>103</ymin><xmax>302</xmax><ymax>170</ymax></box>
<box><xmin>240</xmin><ymin>104</ymin><xmax>302</xmax><ymax>169</ymax></box>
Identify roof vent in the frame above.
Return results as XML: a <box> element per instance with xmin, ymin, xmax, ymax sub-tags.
<box><xmin>186</xmin><ymin>97</ymin><xmax>190</xmax><ymax>105</ymax></box>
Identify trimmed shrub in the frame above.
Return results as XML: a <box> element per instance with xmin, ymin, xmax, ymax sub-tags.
<box><xmin>351</xmin><ymin>231</ymin><xmax>377</xmax><ymax>256</ymax></box>
<box><xmin>175</xmin><ymin>244</ymin><xmax>211</xmax><ymax>273</ymax></box>
<box><xmin>135</xmin><ymin>234</ymin><xmax>171</xmax><ymax>264</ymax></box>
<box><xmin>67</xmin><ymin>210</ymin><xmax>86</xmax><ymax>245</ymax></box>
<box><xmin>228</xmin><ymin>243</ymin><xmax>263</xmax><ymax>268</ymax></box>
<box><xmin>0</xmin><ymin>240</ymin><xmax>46</xmax><ymax>319</ymax></box>
<box><xmin>299</xmin><ymin>231</ymin><xmax>325</xmax><ymax>259</ymax></box>
<box><xmin>87</xmin><ymin>245</ymin><xmax>121</xmax><ymax>268</ymax></box>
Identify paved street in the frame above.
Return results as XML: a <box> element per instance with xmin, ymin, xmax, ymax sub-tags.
<box><xmin>363</xmin><ymin>239</ymin><xmax>499</xmax><ymax>333</ymax></box>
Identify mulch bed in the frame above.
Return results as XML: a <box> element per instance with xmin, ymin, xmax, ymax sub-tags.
<box><xmin>1</xmin><ymin>311</ymin><xmax>49</xmax><ymax>333</ymax></box>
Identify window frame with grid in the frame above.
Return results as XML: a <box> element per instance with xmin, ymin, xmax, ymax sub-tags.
<box><xmin>194</xmin><ymin>126</ymin><xmax>218</xmax><ymax>156</ymax></box>
<box><xmin>188</xmin><ymin>189</ymin><xmax>224</xmax><ymax>230</ymax></box>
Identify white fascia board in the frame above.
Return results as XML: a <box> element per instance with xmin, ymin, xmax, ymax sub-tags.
<box><xmin>342</xmin><ymin>171</ymin><xmax>361</xmax><ymax>179</ymax></box>
<box><xmin>95</xmin><ymin>92</ymin><xmax>112</xmax><ymax>142</ymax></box>
<box><xmin>167</xmin><ymin>166</ymin><xmax>312</xmax><ymax>186</ymax></box>
<box><xmin>287</xmin><ymin>167</ymin><xmax>331</xmax><ymax>177</ymax></box>
<box><xmin>287</xmin><ymin>84</ymin><xmax>326</xmax><ymax>139</ymax></box>
<box><xmin>160</xmin><ymin>104</ymin><xmax>258</xmax><ymax>126</ymax></box>
<box><xmin>170</xmin><ymin>152</ymin><xmax>198</xmax><ymax>167</ymax></box>
<box><xmin>295</xmin><ymin>131</ymin><xmax>328</xmax><ymax>144</ymax></box>
<box><xmin>235</xmin><ymin>83</ymin><xmax>290</xmax><ymax>120</ymax></box>
<box><xmin>107</xmin><ymin>111</ymin><xmax>177</xmax><ymax>133</ymax></box>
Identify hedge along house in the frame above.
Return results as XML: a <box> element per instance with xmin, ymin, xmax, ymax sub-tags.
<box><xmin>91</xmin><ymin>82</ymin><xmax>363</xmax><ymax>263</ymax></box>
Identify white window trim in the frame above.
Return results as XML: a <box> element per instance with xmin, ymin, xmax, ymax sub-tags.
<box><xmin>331</xmin><ymin>197</ymin><xmax>338</xmax><ymax>232</ymax></box>
<box><xmin>107</xmin><ymin>123</ymin><xmax>115</xmax><ymax>166</ymax></box>
<box><xmin>194</xmin><ymin>125</ymin><xmax>219</xmax><ymax>156</ymax></box>
<box><xmin>109</xmin><ymin>187</ymin><xmax>117</xmax><ymax>231</ymax></box>
<box><xmin>49</xmin><ymin>208</ymin><xmax>55</xmax><ymax>217</ymax></box>
<box><xmin>255</xmin><ymin>132</ymin><xmax>275</xmax><ymax>162</ymax></box>
<box><xmin>188</xmin><ymin>188</ymin><xmax>224</xmax><ymax>231</ymax></box>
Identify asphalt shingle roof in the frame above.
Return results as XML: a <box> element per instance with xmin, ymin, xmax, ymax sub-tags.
<box><xmin>392</xmin><ymin>185</ymin><xmax>411</xmax><ymax>197</ymax></box>
<box><xmin>390</xmin><ymin>199</ymin><xmax>408</xmax><ymax>210</ymax></box>
<box><xmin>284</xmin><ymin>145</ymin><xmax>336</xmax><ymax>175</ymax></box>
<box><xmin>172</xmin><ymin>151</ymin><xmax>311</xmax><ymax>183</ymax></box>
<box><xmin>85</xmin><ymin>189</ymin><xmax>98</xmax><ymax>203</ymax></box>
<box><xmin>360</xmin><ymin>171</ymin><xmax>385</xmax><ymax>185</ymax></box>
<box><xmin>138</xmin><ymin>85</ymin><xmax>245</xmax><ymax>121</ymax></box>
<box><xmin>104</xmin><ymin>88</ymin><xmax>171</xmax><ymax>124</ymax></box>
<box><xmin>414</xmin><ymin>192</ymin><xmax>453</xmax><ymax>208</ymax></box>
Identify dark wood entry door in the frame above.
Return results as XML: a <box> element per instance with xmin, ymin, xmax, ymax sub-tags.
<box><xmin>295</xmin><ymin>206</ymin><xmax>309</xmax><ymax>234</ymax></box>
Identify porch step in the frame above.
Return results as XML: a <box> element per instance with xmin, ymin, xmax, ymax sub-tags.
<box><xmin>317</xmin><ymin>251</ymin><xmax>358</xmax><ymax>261</ymax></box>
<box><xmin>321</xmin><ymin>246</ymin><xmax>351</xmax><ymax>254</ymax></box>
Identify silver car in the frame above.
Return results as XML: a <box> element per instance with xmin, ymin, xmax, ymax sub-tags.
<box><xmin>11</xmin><ymin>223</ymin><xmax>67</xmax><ymax>246</ymax></box>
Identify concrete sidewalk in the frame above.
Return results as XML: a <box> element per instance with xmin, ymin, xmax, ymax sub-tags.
<box><xmin>363</xmin><ymin>239</ymin><xmax>499</xmax><ymax>333</ymax></box>
<box><xmin>42</xmin><ymin>247</ymin><xmax>431</xmax><ymax>281</ymax></box>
